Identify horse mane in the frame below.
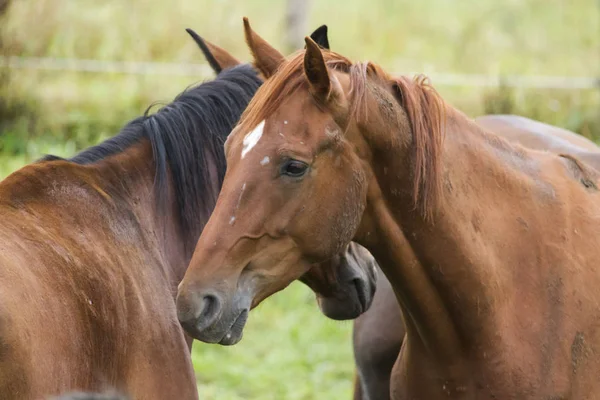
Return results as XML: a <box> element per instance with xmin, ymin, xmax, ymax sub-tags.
<box><xmin>238</xmin><ymin>51</ymin><xmax>446</xmax><ymax>219</ymax></box>
<box><xmin>41</xmin><ymin>64</ymin><xmax>262</xmax><ymax>239</ymax></box>
<box><xmin>390</xmin><ymin>74</ymin><xmax>446</xmax><ymax>219</ymax></box>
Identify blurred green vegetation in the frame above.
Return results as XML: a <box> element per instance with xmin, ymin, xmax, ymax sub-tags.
<box><xmin>1</xmin><ymin>0</ymin><xmax>599</xmax><ymax>169</ymax></box>
<box><xmin>1</xmin><ymin>0</ymin><xmax>599</xmax><ymax>398</ymax></box>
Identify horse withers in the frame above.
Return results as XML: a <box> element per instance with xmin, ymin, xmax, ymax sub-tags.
<box><xmin>177</xmin><ymin>21</ymin><xmax>600</xmax><ymax>399</ymax></box>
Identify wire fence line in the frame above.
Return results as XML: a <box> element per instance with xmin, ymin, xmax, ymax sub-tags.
<box><xmin>2</xmin><ymin>55</ymin><xmax>600</xmax><ymax>90</ymax></box>
<box><xmin>1</xmin><ymin>56</ymin><xmax>215</xmax><ymax>77</ymax></box>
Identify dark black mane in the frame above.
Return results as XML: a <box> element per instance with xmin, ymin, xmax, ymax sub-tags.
<box><xmin>42</xmin><ymin>64</ymin><xmax>262</xmax><ymax>240</ymax></box>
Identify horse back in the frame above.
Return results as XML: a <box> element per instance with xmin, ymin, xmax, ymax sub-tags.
<box><xmin>476</xmin><ymin>114</ymin><xmax>599</xmax><ymax>152</ymax></box>
<box><xmin>0</xmin><ymin>170</ymin><xmax>194</xmax><ymax>399</ymax></box>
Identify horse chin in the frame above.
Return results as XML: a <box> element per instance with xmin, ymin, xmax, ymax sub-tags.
<box><xmin>317</xmin><ymin>276</ymin><xmax>374</xmax><ymax>321</ymax></box>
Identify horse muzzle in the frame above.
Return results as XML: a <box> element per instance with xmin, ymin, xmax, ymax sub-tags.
<box><xmin>176</xmin><ymin>285</ymin><xmax>251</xmax><ymax>346</ymax></box>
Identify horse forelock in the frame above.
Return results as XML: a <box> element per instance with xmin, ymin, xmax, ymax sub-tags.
<box><xmin>238</xmin><ymin>50</ymin><xmax>446</xmax><ymax>220</ymax></box>
<box><xmin>236</xmin><ymin>50</ymin><xmax>353</xmax><ymax>134</ymax></box>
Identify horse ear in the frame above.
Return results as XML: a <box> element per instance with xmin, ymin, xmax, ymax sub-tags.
<box><xmin>308</xmin><ymin>25</ymin><xmax>330</xmax><ymax>50</ymax></box>
<box><xmin>186</xmin><ymin>28</ymin><xmax>240</xmax><ymax>75</ymax></box>
<box><xmin>243</xmin><ymin>17</ymin><xmax>285</xmax><ymax>78</ymax></box>
<box><xmin>304</xmin><ymin>36</ymin><xmax>331</xmax><ymax>101</ymax></box>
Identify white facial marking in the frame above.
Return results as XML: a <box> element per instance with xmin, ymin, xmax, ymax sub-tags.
<box><xmin>235</xmin><ymin>183</ymin><xmax>246</xmax><ymax>211</ymax></box>
<box><xmin>241</xmin><ymin>120</ymin><xmax>265</xmax><ymax>159</ymax></box>
<box><xmin>326</xmin><ymin>127</ymin><xmax>340</xmax><ymax>138</ymax></box>
<box><xmin>260</xmin><ymin>156</ymin><xmax>270</xmax><ymax>166</ymax></box>
<box><xmin>229</xmin><ymin>183</ymin><xmax>246</xmax><ymax>226</ymax></box>
<box><xmin>284</xmin><ymin>120</ymin><xmax>288</xmax><ymax>125</ymax></box>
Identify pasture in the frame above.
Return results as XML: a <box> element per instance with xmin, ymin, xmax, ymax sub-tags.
<box><xmin>1</xmin><ymin>0</ymin><xmax>599</xmax><ymax>399</ymax></box>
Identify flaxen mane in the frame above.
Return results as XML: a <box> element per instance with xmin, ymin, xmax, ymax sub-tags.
<box><xmin>238</xmin><ymin>51</ymin><xmax>446</xmax><ymax>219</ymax></box>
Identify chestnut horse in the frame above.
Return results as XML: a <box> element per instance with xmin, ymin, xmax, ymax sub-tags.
<box><xmin>177</xmin><ymin>22</ymin><xmax>600</xmax><ymax>399</ymax></box>
<box><xmin>351</xmin><ymin>115</ymin><xmax>600</xmax><ymax>400</ymax></box>
<box><xmin>0</xmin><ymin>24</ymin><xmax>376</xmax><ymax>399</ymax></box>
<box><xmin>176</xmin><ymin>19</ymin><xmax>376</xmax><ymax>344</ymax></box>
<box><xmin>186</xmin><ymin>22</ymin><xmax>377</xmax><ymax>322</ymax></box>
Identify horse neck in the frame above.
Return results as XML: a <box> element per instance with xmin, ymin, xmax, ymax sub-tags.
<box><xmin>360</xmin><ymin>106</ymin><xmax>539</xmax><ymax>366</ymax></box>
<box><xmin>91</xmin><ymin>140</ymin><xmax>196</xmax><ymax>286</ymax></box>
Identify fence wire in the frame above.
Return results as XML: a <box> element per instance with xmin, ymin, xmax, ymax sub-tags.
<box><xmin>2</xmin><ymin>56</ymin><xmax>599</xmax><ymax>90</ymax></box>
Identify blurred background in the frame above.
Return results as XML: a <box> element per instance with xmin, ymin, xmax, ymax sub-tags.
<box><xmin>1</xmin><ymin>0</ymin><xmax>599</xmax><ymax>398</ymax></box>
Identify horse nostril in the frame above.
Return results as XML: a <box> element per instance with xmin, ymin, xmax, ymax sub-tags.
<box><xmin>195</xmin><ymin>293</ymin><xmax>222</xmax><ymax>331</ymax></box>
<box><xmin>177</xmin><ymin>290</ymin><xmax>223</xmax><ymax>333</ymax></box>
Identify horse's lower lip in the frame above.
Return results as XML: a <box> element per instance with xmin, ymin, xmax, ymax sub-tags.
<box><xmin>218</xmin><ymin>309</ymin><xmax>248</xmax><ymax>345</ymax></box>
<box><xmin>218</xmin><ymin>332</ymin><xmax>237</xmax><ymax>345</ymax></box>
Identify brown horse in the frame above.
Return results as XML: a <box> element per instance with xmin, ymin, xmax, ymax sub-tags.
<box><xmin>185</xmin><ymin>23</ymin><xmax>377</xmax><ymax>323</ymax></box>
<box><xmin>0</xmin><ymin>60</ymin><xmax>260</xmax><ymax>400</ymax></box>
<box><xmin>0</xmin><ymin>24</ymin><xmax>375</xmax><ymax>399</ymax></box>
<box><xmin>351</xmin><ymin>115</ymin><xmax>600</xmax><ymax>400</ymax></box>
<box><xmin>177</xmin><ymin>22</ymin><xmax>600</xmax><ymax>399</ymax></box>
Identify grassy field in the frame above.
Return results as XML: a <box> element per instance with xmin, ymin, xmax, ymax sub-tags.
<box><xmin>2</xmin><ymin>0</ymin><xmax>599</xmax><ymax>149</ymax></box>
<box><xmin>1</xmin><ymin>0</ymin><xmax>600</xmax><ymax>399</ymax></box>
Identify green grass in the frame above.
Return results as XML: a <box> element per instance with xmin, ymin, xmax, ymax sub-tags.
<box><xmin>1</xmin><ymin>0</ymin><xmax>600</xmax><ymax>398</ymax></box>
<box><xmin>193</xmin><ymin>283</ymin><xmax>355</xmax><ymax>400</ymax></box>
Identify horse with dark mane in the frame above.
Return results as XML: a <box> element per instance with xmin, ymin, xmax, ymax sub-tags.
<box><xmin>177</xmin><ymin>20</ymin><xmax>600</xmax><ymax>399</ymax></box>
<box><xmin>0</xmin><ymin>62</ymin><xmax>259</xmax><ymax>400</ymax></box>
<box><xmin>0</xmin><ymin>23</ymin><xmax>377</xmax><ymax>399</ymax></box>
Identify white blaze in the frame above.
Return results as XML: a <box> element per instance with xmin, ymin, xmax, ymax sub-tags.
<box><xmin>241</xmin><ymin>120</ymin><xmax>265</xmax><ymax>159</ymax></box>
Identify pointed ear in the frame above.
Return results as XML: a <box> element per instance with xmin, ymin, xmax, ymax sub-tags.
<box><xmin>243</xmin><ymin>17</ymin><xmax>285</xmax><ymax>78</ymax></box>
<box><xmin>186</xmin><ymin>28</ymin><xmax>240</xmax><ymax>75</ymax></box>
<box><xmin>308</xmin><ymin>25</ymin><xmax>330</xmax><ymax>50</ymax></box>
<box><xmin>304</xmin><ymin>36</ymin><xmax>331</xmax><ymax>102</ymax></box>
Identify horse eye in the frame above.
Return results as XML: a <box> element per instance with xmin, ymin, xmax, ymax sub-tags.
<box><xmin>281</xmin><ymin>160</ymin><xmax>309</xmax><ymax>178</ymax></box>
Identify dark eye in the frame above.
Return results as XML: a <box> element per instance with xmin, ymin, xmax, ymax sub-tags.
<box><xmin>281</xmin><ymin>159</ymin><xmax>309</xmax><ymax>178</ymax></box>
